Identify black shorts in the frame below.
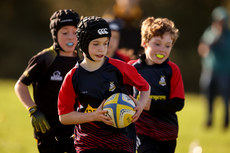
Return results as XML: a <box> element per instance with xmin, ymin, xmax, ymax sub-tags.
<box><xmin>137</xmin><ymin>135</ymin><xmax>176</xmax><ymax>153</ymax></box>
<box><xmin>35</xmin><ymin>125</ymin><xmax>75</xmax><ymax>153</ymax></box>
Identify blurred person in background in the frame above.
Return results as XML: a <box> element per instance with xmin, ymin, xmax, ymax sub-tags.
<box><xmin>112</xmin><ymin>0</ymin><xmax>143</xmax><ymax>60</ymax></box>
<box><xmin>106</xmin><ymin>18</ymin><xmax>130</xmax><ymax>62</ymax></box>
<box><xmin>198</xmin><ymin>6</ymin><xmax>230</xmax><ymax>129</ymax></box>
<box><xmin>14</xmin><ymin>9</ymin><xmax>80</xmax><ymax>152</ymax></box>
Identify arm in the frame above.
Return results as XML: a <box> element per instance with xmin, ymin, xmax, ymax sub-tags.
<box><xmin>14</xmin><ymin>80</ymin><xmax>36</xmax><ymax>109</ymax></box>
<box><xmin>198</xmin><ymin>25</ymin><xmax>222</xmax><ymax>58</ymax></box>
<box><xmin>14</xmin><ymin>80</ymin><xmax>50</xmax><ymax>133</ymax></box>
<box><xmin>58</xmin><ymin>69</ymin><xmax>113</xmax><ymax>126</ymax></box>
<box><xmin>130</xmin><ymin>85</ymin><xmax>151</xmax><ymax>122</ymax></box>
<box><xmin>144</xmin><ymin>97</ymin><xmax>184</xmax><ymax>113</ymax></box>
<box><xmin>198</xmin><ymin>42</ymin><xmax>210</xmax><ymax>58</ymax></box>
<box><xmin>120</xmin><ymin>63</ymin><xmax>151</xmax><ymax>122</ymax></box>
<box><xmin>59</xmin><ymin>100</ymin><xmax>113</xmax><ymax>126</ymax></box>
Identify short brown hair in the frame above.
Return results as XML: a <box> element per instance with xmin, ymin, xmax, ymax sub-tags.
<box><xmin>141</xmin><ymin>17</ymin><xmax>179</xmax><ymax>46</ymax></box>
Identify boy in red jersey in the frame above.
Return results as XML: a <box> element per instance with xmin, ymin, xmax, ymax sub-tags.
<box><xmin>58</xmin><ymin>16</ymin><xmax>150</xmax><ymax>153</ymax></box>
<box><xmin>129</xmin><ymin>17</ymin><xmax>185</xmax><ymax>153</ymax></box>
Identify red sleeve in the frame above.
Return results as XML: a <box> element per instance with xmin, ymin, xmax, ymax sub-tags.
<box><xmin>115</xmin><ymin>51</ymin><xmax>131</xmax><ymax>63</ymax></box>
<box><xmin>109</xmin><ymin>58</ymin><xmax>149</xmax><ymax>91</ymax></box>
<box><xmin>58</xmin><ymin>67</ymin><xmax>77</xmax><ymax>115</ymax></box>
<box><xmin>168</xmin><ymin>61</ymin><xmax>185</xmax><ymax>100</ymax></box>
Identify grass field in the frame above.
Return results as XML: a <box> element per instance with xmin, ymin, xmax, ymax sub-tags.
<box><xmin>0</xmin><ymin>79</ymin><xmax>230</xmax><ymax>153</ymax></box>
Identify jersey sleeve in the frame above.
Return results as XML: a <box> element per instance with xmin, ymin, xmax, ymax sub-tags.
<box><xmin>168</xmin><ymin>61</ymin><xmax>185</xmax><ymax>100</ymax></box>
<box><xmin>109</xmin><ymin>58</ymin><xmax>149</xmax><ymax>91</ymax></box>
<box><xmin>19</xmin><ymin>48</ymin><xmax>57</xmax><ymax>85</ymax></box>
<box><xmin>58</xmin><ymin>67</ymin><xmax>77</xmax><ymax>115</ymax></box>
<box><xmin>19</xmin><ymin>54</ymin><xmax>45</xmax><ymax>85</ymax></box>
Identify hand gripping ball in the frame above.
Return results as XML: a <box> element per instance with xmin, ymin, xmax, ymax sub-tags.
<box><xmin>103</xmin><ymin>93</ymin><xmax>136</xmax><ymax>128</ymax></box>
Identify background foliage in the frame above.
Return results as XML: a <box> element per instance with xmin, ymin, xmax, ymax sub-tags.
<box><xmin>1</xmin><ymin>0</ymin><xmax>230</xmax><ymax>92</ymax></box>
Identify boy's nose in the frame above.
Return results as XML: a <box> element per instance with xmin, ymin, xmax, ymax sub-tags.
<box><xmin>69</xmin><ymin>33</ymin><xmax>76</xmax><ymax>39</ymax></box>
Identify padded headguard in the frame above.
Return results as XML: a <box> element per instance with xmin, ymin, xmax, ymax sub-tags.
<box><xmin>50</xmin><ymin>9</ymin><xmax>80</xmax><ymax>51</ymax></box>
<box><xmin>76</xmin><ymin>16</ymin><xmax>111</xmax><ymax>61</ymax></box>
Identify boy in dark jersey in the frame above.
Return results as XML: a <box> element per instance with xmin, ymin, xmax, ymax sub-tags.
<box><xmin>129</xmin><ymin>17</ymin><xmax>185</xmax><ymax>153</ymax></box>
<box><xmin>58</xmin><ymin>16</ymin><xmax>150</xmax><ymax>153</ymax></box>
<box><xmin>14</xmin><ymin>9</ymin><xmax>80</xmax><ymax>153</ymax></box>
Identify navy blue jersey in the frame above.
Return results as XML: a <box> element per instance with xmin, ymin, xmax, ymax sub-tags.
<box><xmin>58</xmin><ymin>57</ymin><xmax>149</xmax><ymax>153</ymax></box>
<box><xmin>132</xmin><ymin>58</ymin><xmax>184</xmax><ymax>141</ymax></box>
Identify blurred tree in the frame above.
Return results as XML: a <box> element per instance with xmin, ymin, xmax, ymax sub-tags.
<box><xmin>0</xmin><ymin>0</ymin><xmax>51</xmax><ymax>77</ymax></box>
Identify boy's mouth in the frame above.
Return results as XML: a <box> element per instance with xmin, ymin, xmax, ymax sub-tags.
<box><xmin>96</xmin><ymin>55</ymin><xmax>104</xmax><ymax>58</ymax></box>
<box><xmin>156</xmin><ymin>54</ymin><xmax>164</xmax><ymax>59</ymax></box>
<box><xmin>67</xmin><ymin>42</ymin><xmax>74</xmax><ymax>46</ymax></box>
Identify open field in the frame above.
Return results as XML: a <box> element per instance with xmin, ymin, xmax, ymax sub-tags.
<box><xmin>0</xmin><ymin>79</ymin><xmax>229</xmax><ymax>153</ymax></box>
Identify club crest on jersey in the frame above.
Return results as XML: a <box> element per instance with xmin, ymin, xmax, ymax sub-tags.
<box><xmin>109</xmin><ymin>81</ymin><xmax>116</xmax><ymax>92</ymax></box>
<box><xmin>84</xmin><ymin>104</ymin><xmax>97</xmax><ymax>113</ymax></box>
<box><xmin>159</xmin><ymin>76</ymin><xmax>166</xmax><ymax>86</ymax></box>
<box><xmin>98</xmin><ymin>28</ymin><xmax>108</xmax><ymax>35</ymax></box>
<box><xmin>50</xmin><ymin>71</ymin><xmax>63</xmax><ymax>81</ymax></box>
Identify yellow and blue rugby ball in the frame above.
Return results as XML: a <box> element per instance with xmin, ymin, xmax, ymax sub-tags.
<box><xmin>103</xmin><ymin>93</ymin><xmax>136</xmax><ymax>128</ymax></box>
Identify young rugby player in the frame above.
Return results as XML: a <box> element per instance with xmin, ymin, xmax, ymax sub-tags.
<box><xmin>14</xmin><ymin>9</ymin><xmax>80</xmax><ymax>153</ymax></box>
<box><xmin>130</xmin><ymin>17</ymin><xmax>185</xmax><ymax>153</ymax></box>
<box><xmin>58</xmin><ymin>16</ymin><xmax>150</xmax><ymax>153</ymax></box>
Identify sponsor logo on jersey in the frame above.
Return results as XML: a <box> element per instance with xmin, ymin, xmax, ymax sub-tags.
<box><xmin>150</xmin><ymin>95</ymin><xmax>166</xmax><ymax>100</ymax></box>
<box><xmin>159</xmin><ymin>75</ymin><xmax>166</xmax><ymax>86</ymax></box>
<box><xmin>109</xmin><ymin>81</ymin><xmax>116</xmax><ymax>92</ymax></box>
<box><xmin>84</xmin><ymin>104</ymin><xmax>97</xmax><ymax>113</ymax></box>
<box><xmin>81</xmin><ymin>91</ymin><xmax>88</xmax><ymax>94</ymax></box>
<box><xmin>136</xmin><ymin>94</ymin><xmax>166</xmax><ymax>101</ymax></box>
<box><xmin>50</xmin><ymin>71</ymin><xmax>63</xmax><ymax>81</ymax></box>
<box><xmin>98</xmin><ymin>28</ymin><xmax>108</xmax><ymax>35</ymax></box>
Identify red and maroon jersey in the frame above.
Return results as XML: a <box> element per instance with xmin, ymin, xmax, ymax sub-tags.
<box><xmin>58</xmin><ymin>57</ymin><xmax>149</xmax><ymax>153</ymax></box>
<box><xmin>132</xmin><ymin>58</ymin><xmax>184</xmax><ymax>141</ymax></box>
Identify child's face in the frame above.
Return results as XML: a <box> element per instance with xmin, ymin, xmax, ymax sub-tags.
<box><xmin>88</xmin><ymin>37</ymin><xmax>109</xmax><ymax>62</ymax></box>
<box><xmin>145</xmin><ymin>32</ymin><xmax>173</xmax><ymax>65</ymax></box>
<box><xmin>57</xmin><ymin>26</ymin><xmax>77</xmax><ymax>53</ymax></box>
<box><xmin>107</xmin><ymin>31</ymin><xmax>120</xmax><ymax>57</ymax></box>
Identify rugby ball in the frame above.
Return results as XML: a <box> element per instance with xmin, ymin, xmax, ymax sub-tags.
<box><xmin>103</xmin><ymin>93</ymin><xmax>136</xmax><ymax>128</ymax></box>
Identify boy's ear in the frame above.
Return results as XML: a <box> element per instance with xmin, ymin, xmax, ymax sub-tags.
<box><xmin>142</xmin><ymin>42</ymin><xmax>147</xmax><ymax>48</ymax></box>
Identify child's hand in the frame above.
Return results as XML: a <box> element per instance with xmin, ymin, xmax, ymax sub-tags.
<box><xmin>129</xmin><ymin>95</ymin><xmax>144</xmax><ymax>123</ymax></box>
<box><xmin>93</xmin><ymin>100</ymin><xmax>113</xmax><ymax>126</ymax></box>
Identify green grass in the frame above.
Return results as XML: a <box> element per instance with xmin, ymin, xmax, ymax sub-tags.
<box><xmin>176</xmin><ymin>94</ymin><xmax>230</xmax><ymax>153</ymax></box>
<box><xmin>0</xmin><ymin>79</ymin><xmax>230</xmax><ymax>153</ymax></box>
<box><xmin>0</xmin><ymin>79</ymin><xmax>38</xmax><ymax>153</ymax></box>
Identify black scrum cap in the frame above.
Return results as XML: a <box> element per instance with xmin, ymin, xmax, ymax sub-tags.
<box><xmin>50</xmin><ymin>9</ymin><xmax>80</xmax><ymax>51</ymax></box>
<box><xmin>76</xmin><ymin>16</ymin><xmax>111</xmax><ymax>61</ymax></box>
